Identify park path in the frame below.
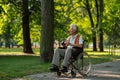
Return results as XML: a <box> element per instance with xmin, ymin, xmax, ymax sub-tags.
<box><xmin>13</xmin><ymin>59</ymin><xmax>120</xmax><ymax>80</ymax></box>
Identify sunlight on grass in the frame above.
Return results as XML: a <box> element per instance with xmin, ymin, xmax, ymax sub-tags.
<box><xmin>88</xmin><ymin>51</ymin><xmax>120</xmax><ymax>55</ymax></box>
<box><xmin>0</xmin><ymin>48</ymin><xmax>40</xmax><ymax>55</ymax></box>
<box><xmin>0</xmin><ymin>52</ymin><xmax>25</xmax><ymax>55</ymax></box>
<box><xmin>84</xmin><ymin>48</ymin><xmax>120</xmax><ymax>56</ymax></box>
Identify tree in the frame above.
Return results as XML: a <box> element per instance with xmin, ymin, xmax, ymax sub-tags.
<box><xmin>104</xmin><ymin>0</ymin><xmax>120</xmax><ymax>55</ymax></box>
<box><xmin>85</xmin><ymin>0</ymin><xmax>97</xmax><ymax>51</ymax></box>
<box><xmin>22</xmin><ymin>0</ymin><xmax>33</xmax><ymax>53</ymax></box>
<box><xmin>0</xmin><ymin>0</ymin><xmax>34</xmax><ymax>53</ymax></box>
<box><xmin>94</xmin><ymin>0</ymin><xmax>104</xmax><ymax>52</ymax></box>
<box><xmin>99</xmin><ymin>0</ymin><xmax>104</xmax><ymax>52</ymax></box>
<box><xmin>40</xmin><ymin>0</ymin><xmax>54</xmax><ymax>62</ymax></box>
<box><xmin>0</xmin><ymin>1</ymin><xmax>20</xmax><ymax>48</ymax></box>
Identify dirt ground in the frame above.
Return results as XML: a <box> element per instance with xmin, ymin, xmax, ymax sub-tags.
<box><xmin>13</xmin><ymin>59</ymin><xmax>120</xmax><ymax>80</ymax></box>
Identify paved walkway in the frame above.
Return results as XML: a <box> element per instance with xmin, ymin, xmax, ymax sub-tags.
<box><xmin>13</xmin><ymin>60</ymin><xmax>120</xmax><ymax>80</ymax></box>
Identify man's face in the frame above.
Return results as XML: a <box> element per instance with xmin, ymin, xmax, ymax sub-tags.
<box><xmin>69</xmin><ymin>27</ymin><xmax>76</xmax><ymax>35</ymax></box>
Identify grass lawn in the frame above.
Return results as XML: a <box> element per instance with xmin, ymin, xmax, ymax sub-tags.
<box><xmin>0</xmin><ymin>48</ymin><xmax>120</xmax><ymax>80</ymax></box>
<box><xmin>0</xmin><ymin>48</ymin><xmax>50</xmax><ymax>80</ymax></box>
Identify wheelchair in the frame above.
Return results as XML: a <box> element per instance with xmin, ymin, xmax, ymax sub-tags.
<box><xmin>57</xmin><ymin>50</ymin><xmax>91</xmax><ymax>78</ymax></box>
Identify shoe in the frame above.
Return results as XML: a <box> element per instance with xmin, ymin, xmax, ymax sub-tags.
<box><xmin>49</xmin><ymin>65</ymin><xmax>59</xmax><ymax>72</ymax></box>
<box><xmin>61</xmin><ymin>66</ymin><xmax>68</xmax><ymax>72</ymax></box>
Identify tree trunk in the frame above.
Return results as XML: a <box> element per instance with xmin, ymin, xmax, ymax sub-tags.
<box><xmin>40</xmin><ymin>0</ymin><xmax>54</xmax><ymax>62</ymax></box>
<box><xmin>85</xmin><ymin>0</ymin><xmax>97</xmax><ymax>51</ymax></box>
<box><xmin>95</xmin><ymin>0</ymin><xmax>99</xmax><ymax>29</ymax></box>
<box><xmin>22</xmin><ymin>0</ymin><xmax>33</xmax><ymax>54</ymax></box>
<box><xmin>99</xmin><ymin>28</ymin><xmax>103</xmax><ymax>51</ymax></box>
<box><xmin>99</xmin><ymin>0</ymin><xmax>104</xmax><ymax>52</ymax></box>
<box><xmin>4</xmin><ymin>25</ymin><xmax>11</xmax><ymax>48</ymax></box>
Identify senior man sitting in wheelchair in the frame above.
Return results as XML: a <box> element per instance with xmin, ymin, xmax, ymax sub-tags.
<box><xmin>50</xmin><ymin>24</ymin><xmax>83</xmax><ymax>73</ymax></box>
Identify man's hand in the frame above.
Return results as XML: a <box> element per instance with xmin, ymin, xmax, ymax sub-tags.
<box><xmin>65</xmin><ymin>40</ymin><xmax>70</xmax><ymax>46</ymax></box>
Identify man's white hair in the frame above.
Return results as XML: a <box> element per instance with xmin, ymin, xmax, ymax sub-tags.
<box><xmin>70</xmin><ymin>24</ymin><xmax>78</xmax><ymax>33</ymax></box>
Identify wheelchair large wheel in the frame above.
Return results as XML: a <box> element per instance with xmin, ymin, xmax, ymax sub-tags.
<box><xmin>75</xmin><ymin>52</ymin><xmax>91</xmax><ymax>76</ymax></box>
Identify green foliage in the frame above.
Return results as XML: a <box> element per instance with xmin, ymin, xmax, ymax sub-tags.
<box><xmin>0</xmin><ymin>1</ymin><xmax>22</xmax><ymax>47</ymax></box>
<box><xmin>102</xmin><ymin>0</ymin><xmax>120</xmax><ymax>46</ymax></box>
<box><xmin>54</xmin><ymin>0</ymin><xmax>98</xmax><ymax>43</ymax></box>
<box><xmin>29</xmin><ymin>0</ymin><xmax>41</xmax><ymax>43</ymax></box>
<box><xmin>0</xmin><ymin>0</ymin><xmax>41</xmax><ymax>47</ymax></box>
<box><xmin>0</xmin><ymin>0</ymin><xmax>120</xmax><ymax>49</ymax></box>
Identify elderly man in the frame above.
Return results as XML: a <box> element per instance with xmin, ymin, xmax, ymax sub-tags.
<box><xmin>50</xmin><ymin>24</ymin><xmax>83</xmax><ymax>72</ymax></box>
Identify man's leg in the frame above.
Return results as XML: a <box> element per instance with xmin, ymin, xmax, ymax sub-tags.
<box><xmin>61</xmin><ymin>47</ymin><xmax>72</xmax><ymax>72</ymax></box>
<box><xmin>50</xmin><ymin>48</ymin><xmax>65</xmax><ymax>72</ymax></box>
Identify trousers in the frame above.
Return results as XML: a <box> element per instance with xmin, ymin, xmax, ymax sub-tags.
<box><xmin>52</xmin><ymin>47</ymin><xmax>82</xmax><ymax>67</ymax></box>
<box><xmin>52</xmin><ymin>47</ymin><xmax>72</xmax><ymax>67</ymax></box>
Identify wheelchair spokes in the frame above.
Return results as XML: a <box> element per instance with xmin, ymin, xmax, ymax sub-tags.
<box><xmin>76</xmin><ymin>52</ymin><xmax>91</xmax><ymax>75</ymax></box>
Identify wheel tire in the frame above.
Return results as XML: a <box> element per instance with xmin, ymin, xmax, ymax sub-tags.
<box><xmin>71</xmin><ymin>69</ymin><xmax>76</xmax><ymax>78</ymax></box>
<box><xmin>76</xmin><ymin>52</ymin><xmax>92</xmax><ymax>76</ymax></box>
<box><xmin>57</xmin><ymin>71</ymin><xmax>61</xmax><ymax>77</ymax></box>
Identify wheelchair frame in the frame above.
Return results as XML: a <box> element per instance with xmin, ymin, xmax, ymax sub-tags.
<box><xmin>57</xmin><ymin>51</ymin><xmax>91</xmax><ymax>77</ymax></box>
